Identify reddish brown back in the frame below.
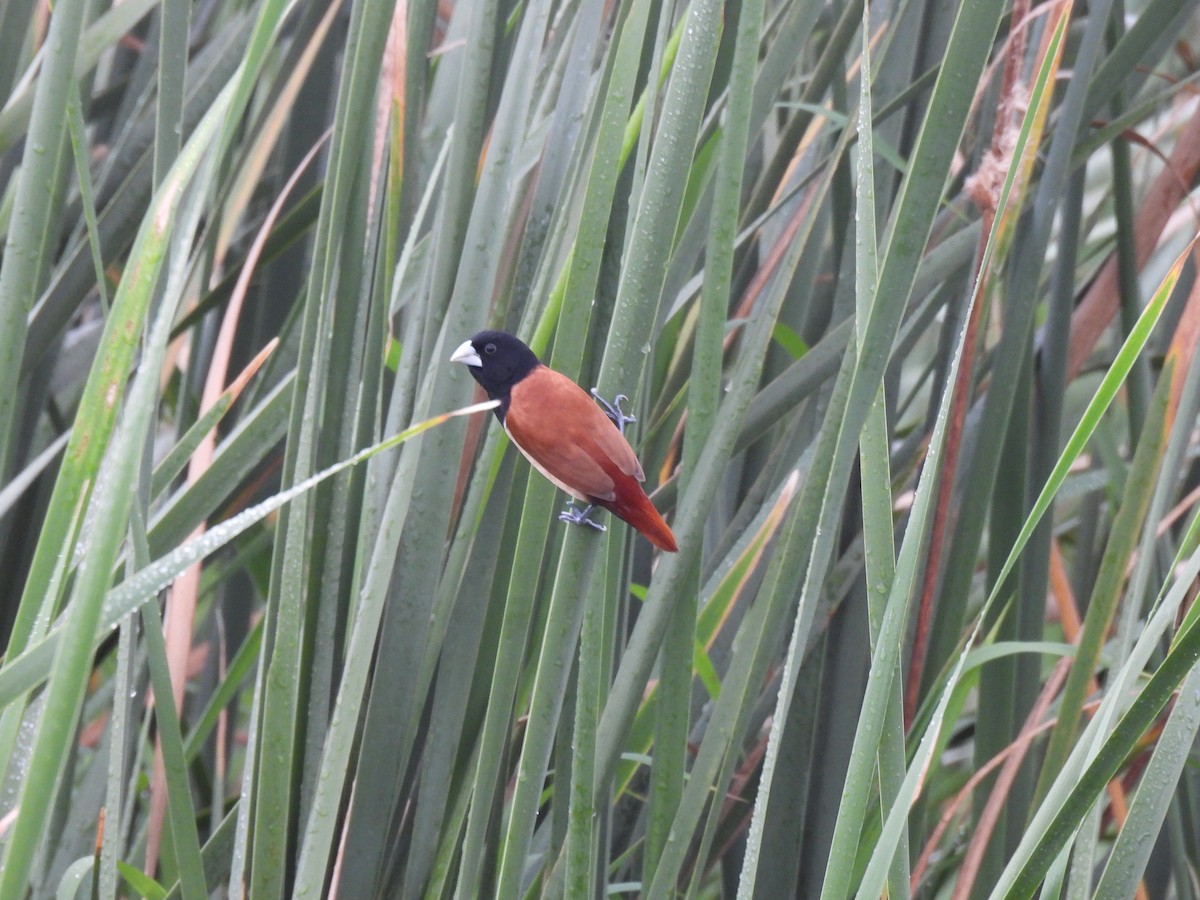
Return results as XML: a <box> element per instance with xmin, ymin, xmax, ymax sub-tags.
<box><xmin>505</xmin><ymin>366</ymin><xmax>677</xmax><ymax>552</ymax></box>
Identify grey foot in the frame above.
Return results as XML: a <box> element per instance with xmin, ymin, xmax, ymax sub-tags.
<box><xmin>559</xmin><ymin>502</ymin><xmax>606</xmax><ymax>532</ymax></box>
<box><xmin>591</xmin><ymin>389</ymin><xmax>636</xmax><ymax>435</ymax></box>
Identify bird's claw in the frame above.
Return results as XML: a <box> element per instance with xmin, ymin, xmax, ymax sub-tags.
<box><xmin>591</xmin><ymin>388</ymin><xmax>636</xmax><ymax>435</ymax></box>
<box><xmin>559</xmin><ymin>502</ymin><xmax>607</xmax><ymax>532</ymax></box>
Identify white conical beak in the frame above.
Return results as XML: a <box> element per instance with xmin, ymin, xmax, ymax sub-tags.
<box><xmin>450</xmin><ymin>339</ymin><xmax>482</xmax><ymax>367</ymax></box>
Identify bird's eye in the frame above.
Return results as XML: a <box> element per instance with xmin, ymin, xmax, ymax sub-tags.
<box><xmin>484</xmin><ymin>343</ymin><xmax>497</xmax><ymax>355</ymax></box>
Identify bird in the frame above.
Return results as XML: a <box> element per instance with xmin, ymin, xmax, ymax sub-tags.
<box><xmin>451</xmin><ymin>330</ymin><xmax>678</xmax><ymax>552</ymax></box>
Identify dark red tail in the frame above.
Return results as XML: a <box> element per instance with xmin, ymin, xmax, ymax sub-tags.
<box><xmin>606</xmin><ymin>484</ymin><xmax>678</xmax><ymax>552</ymax></box>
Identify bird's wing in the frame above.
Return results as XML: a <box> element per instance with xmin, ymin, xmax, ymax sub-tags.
<box><xmin>505</xmin><ymin>366</ymin><xmax>644</xmax><ymax>502</ymax></box>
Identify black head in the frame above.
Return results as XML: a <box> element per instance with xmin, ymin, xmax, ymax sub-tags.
<box><xmin>450</xmin><ymin>330</ymin><xmax>541</xmax><ymax>405</ymax></box>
